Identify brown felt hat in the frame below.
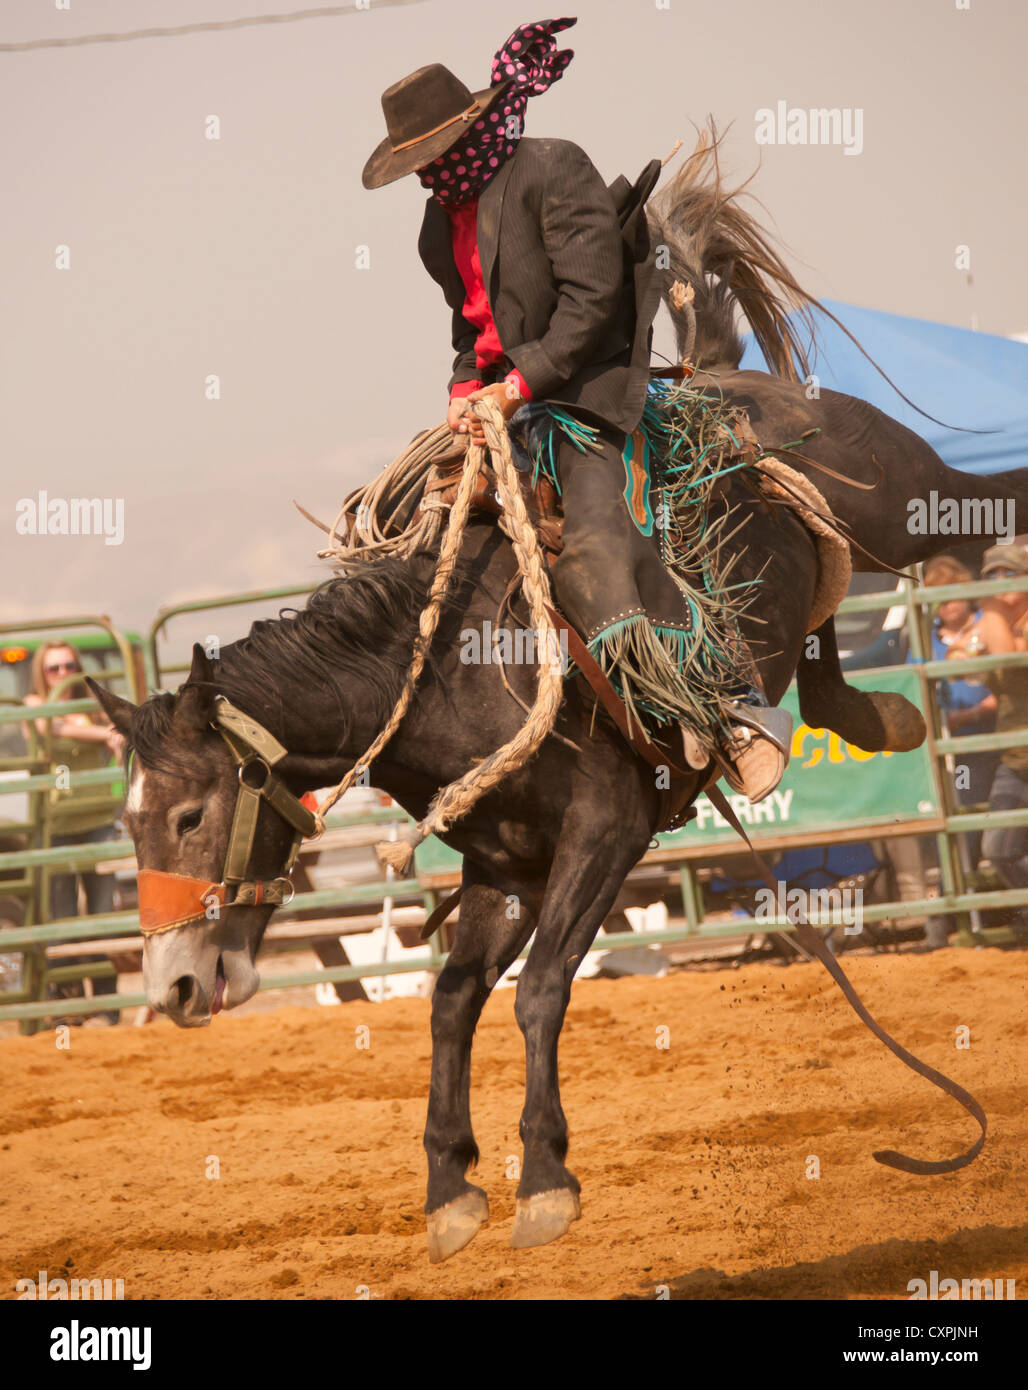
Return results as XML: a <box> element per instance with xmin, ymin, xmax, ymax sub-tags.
<box><xmin>362</xmin><ymin>64</ymin><xmax>514</xmax><ymax>190</ymax></box>
<box><xmin>981</xmin><ymin>535</ymin><xmax>1028</xmax><ymax>577</ymax></box>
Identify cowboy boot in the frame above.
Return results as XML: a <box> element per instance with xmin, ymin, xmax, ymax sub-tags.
<box><xmin>716</xmin><ymin>689</ymin><xmax>793</xmax><ymax>804</ymax></box>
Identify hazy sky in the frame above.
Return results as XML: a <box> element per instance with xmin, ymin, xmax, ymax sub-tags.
<box><xmin>3</xmin><ymin>0</ymin><xmax>1026</xmax><ymax>657</ymax></box>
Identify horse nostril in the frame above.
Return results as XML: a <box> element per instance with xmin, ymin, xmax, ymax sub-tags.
<box><xmin>168</xmin><ymin>974</ymin><xmax>199</xmax><ymax>1014</ymax></box>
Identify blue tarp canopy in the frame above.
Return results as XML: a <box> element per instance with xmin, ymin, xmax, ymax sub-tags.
<box><xmin>740</xmin><ymin>300</ymin><xmax>1028</xmax><ymax>476</ymax></box>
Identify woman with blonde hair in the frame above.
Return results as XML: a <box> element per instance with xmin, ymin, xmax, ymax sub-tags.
<box><xmin>22</xmin><ymin>641</ymin><xmax>124</xmax><ymax>1024</ymax></box>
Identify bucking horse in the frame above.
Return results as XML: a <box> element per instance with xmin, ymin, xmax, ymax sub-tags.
<box><xmin>90</xmin><ymin>135</ymin><xmax>1026</xmax><ymax>1261</ymax></box>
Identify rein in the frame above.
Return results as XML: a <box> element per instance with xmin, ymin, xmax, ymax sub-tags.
<box><xmin>703</xmin><ymin>783</ymin><xmax>986</xmax><ymax>1176</ymax></box>
<box><xmin>136</xmin><ymin>696</ymin><xmax>318</xmax><ymax>937</ymax></box>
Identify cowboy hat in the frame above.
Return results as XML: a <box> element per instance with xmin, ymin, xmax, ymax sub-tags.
<box><xmin>982</xmin><ymin>535</ymin><xmax>1028</xmax><ymax>577</ymax></box>
<box><xmin>362</xmin><ymin>63</ymin><xmax>514</xmax><ymax>190</ymax></box>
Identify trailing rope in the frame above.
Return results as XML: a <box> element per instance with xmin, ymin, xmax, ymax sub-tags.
<box><xmin>312</xmin><ymin>397</ymin><xmax>563</xmax><ymax>876</ymax></box>
<box><xmin>317</xmin><ymin>423</ymin><xmax>453</xmax><ymax>563</ymax></box>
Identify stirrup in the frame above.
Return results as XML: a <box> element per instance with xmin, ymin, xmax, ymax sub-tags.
<box><xmin>722</xmin><ymin>697</ymin><xmax>793</xmax><ymax>757</ymax></box>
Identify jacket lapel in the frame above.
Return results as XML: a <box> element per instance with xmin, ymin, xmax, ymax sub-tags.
<box><xmin>418</xmin><ymin>195</ymin><xmax>452</xmax><ymax>279</ymax></box>
<box><xmin>476</xmin><ymin>152</ymin><xmax>518</xmax><ymax>304</ymax></box>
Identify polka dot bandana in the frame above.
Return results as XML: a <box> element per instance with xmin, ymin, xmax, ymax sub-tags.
<box><xmin>417</xmin><ymin>17</ymin><xmax>576</xmax><ymax>207</ymax></box>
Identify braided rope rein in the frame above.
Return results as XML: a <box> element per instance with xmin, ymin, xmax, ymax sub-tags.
<box><xmin>312</xmin><ymin>397</ymin><xmax>564</xmax><ymax>877</ymax></box>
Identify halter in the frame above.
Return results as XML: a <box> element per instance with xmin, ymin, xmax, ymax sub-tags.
<box><xmin>136</xmin><ymin>696</ymin><xmax>319</xmax><ymax>937</ymax></box>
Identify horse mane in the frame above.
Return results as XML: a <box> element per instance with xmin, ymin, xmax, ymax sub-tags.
<box><xmin>129</xmin><ymin>557</ymin><xmax>432</xmax><ymax>768</ymax></box>
<box><xmin>218</xmin><ymin>558</ymin><xmax>433</xmax><ymax>745</ymax></box>
<box><xmin>647</xmin><ymin>122</ymin><xmax>821</xmax><ymax>380</ymax></box>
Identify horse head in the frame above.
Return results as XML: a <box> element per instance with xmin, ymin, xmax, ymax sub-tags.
<box><xmin>87</xmin><ymin>645</ymin><xmax>302</xmax><ymax>1027</ymax></box>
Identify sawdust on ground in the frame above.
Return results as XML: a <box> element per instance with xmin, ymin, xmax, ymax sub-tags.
<box><xmin>1</xmin><ymin>948</ymin><xmax>1024</xmax><ymax>1301</ymax></box>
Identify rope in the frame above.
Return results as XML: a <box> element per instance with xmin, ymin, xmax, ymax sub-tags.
<box><xmin>756</xmin><ymin>457</ymin><xmax>852</xmax><ymax>633</ymax></box>
<box><xmin>313</xmin><ymin>398</ymin><xmax>563</xmax><ymax>876</ymax></box>
<box><xmin>318</xmin><ymin>423</ymin><xmax>452</xmax><ymax>563</ymax></box>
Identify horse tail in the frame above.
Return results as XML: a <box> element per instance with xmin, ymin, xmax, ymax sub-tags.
<box><xmin>647</xmin><ymin>121</ymin><xmax>821</xmax><ymax>380</ymax></box>
<box><xmin>647</xmin><ymin>124</ymin><xmax>993</xmax><ymax>434</ymax></box>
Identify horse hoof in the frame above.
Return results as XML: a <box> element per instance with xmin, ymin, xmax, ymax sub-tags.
<box><xmin>867</xmin><ymin>692</ymin><xmax>926</xmax><ymax>752</ymax></box>
<box><xmin>426</xmin><ymin>1187</ymin><xmax>489</xmax><ymax>1264</ymax></box>
<box><xmin>509</xmin><ymin>1188</ymin><xmax>581</xmax><ymax>1250</ymax></box>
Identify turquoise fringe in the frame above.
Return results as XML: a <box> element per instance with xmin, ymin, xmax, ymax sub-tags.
<box><xmin>522</xmin><ymin>383</ymin><xmax>763</xmax><ymax>740</ymax></box>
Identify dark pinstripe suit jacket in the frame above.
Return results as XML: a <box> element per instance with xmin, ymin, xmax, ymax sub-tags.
<box><xmin>417</xmin><ymin>137</ymin><xmax>662</xmax><ymax>436</ymax></box>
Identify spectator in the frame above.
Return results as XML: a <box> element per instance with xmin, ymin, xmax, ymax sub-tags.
<box><xmin>923</xmin><ymin>556</ymin><xmax>999</xmax><ymax>869</ymax></box>
<box><xmin>23</xmin><ymin>642</ymin><xmax>125</xmax><ymax>1023</ymax></box>
<box><xmin>976</xmin><ymin>538</ymin><xmax>1028</xmax><ymax>937</ymax></box>
<box><xmin>901</xmin><ymin>557</ymin><xmax>1005</xmax><ymax>950</ymax></box>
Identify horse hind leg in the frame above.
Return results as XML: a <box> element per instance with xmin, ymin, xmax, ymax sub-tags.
<box><xmin>797</xmin><ymin>616</ymin><xmax>926</xmax><ymax>752</ymax></box>
<box><xmin>423</xmin><ymin>870</ymin><xmax>538</xmax><ymax>1264</ymax></box>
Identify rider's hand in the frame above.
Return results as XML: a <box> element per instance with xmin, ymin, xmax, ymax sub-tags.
<box><xmin>465</xmin><ymin>380</ymin><xmax>525</xmax><ymax>443</ymax></box>
<box><xmin>446</xmin><ymin>395</ymin><xmax>471</xmax><ymax>437</ymax></box>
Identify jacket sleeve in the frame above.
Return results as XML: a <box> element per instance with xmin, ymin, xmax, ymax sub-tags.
<box><xmin>506</xmin><ymin>143</ymin><xmax>625</xmax><ymax>400</ymax></box>
<box><xmin>448</xmin><ymin>306</ymin><xmax>481</xmax><ymax>389</ymax></box>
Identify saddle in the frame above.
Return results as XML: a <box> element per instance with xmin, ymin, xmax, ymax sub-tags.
<box><xmin>420</xmin><ymin>436</ymin><xmax>566</xmax><ymax>562</ymax></box>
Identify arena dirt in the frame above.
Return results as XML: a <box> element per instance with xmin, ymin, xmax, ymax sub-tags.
<box><xmin>1</xmin><ymin>949</ymin><xmax>1024</xmax><ymax>1300</ymax></box>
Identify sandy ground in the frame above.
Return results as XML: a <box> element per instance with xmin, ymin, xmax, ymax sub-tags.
<box><xmin>1</xmin><ymin>947</ymin><xmax>1024</xmax><ymax>1301</ymax></box>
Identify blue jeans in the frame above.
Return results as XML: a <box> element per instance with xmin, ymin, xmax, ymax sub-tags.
<box><xmin>981</xmin><ymin>763</ymin><xmax>1028</xmax><ymax>890</ymax></box>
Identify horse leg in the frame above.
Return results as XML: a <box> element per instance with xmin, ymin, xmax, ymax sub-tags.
<box><xmin>797</xmin><ymin>615</ymin><xmax>926</xmax><ymax>751</ymax></box>
<box><xmin>423</xmin><ymin>867</ymin><xmax>538</xmax><ymax>1263</ymax></box>
<box><xmin>510</xmin><ymin>805</ymin><xmax>651</xmax><ymax>1250</ymax></box>
<box><xmin>712</xmin><ymin>373</ymin><xmax>1028</xmax><ymax>569</ymax></box>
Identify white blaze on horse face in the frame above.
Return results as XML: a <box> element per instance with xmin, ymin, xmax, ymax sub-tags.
<box><xmin>125</xmin><ymin>760</ymin><xmax>146</xmax><ymax>815</ymax></box>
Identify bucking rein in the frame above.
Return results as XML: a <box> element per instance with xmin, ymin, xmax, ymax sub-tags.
<box><xmin>136</xmin><ymin>395</ymin><xmax>985</xmax><ymax>1177</ymax></box>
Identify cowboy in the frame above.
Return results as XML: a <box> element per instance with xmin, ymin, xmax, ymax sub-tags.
<box><xmin>362</xmin><ymin>17</ymin><xmax>790</xmax><ymax>801</ymax></box>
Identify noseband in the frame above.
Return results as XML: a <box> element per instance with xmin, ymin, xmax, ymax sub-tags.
<box><xmin>136</xmin><ymin>696</ymin><xmax>319</xmax><ymax>936</ymax></box>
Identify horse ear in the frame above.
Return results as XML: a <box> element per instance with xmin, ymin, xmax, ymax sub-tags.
<box><xmin>174</xmin><ymin>644</ymin><xmax>217</xmax><ymax>734</ymax></box>
<box><xmin>188</xmin><ymin>642</ymin><xmax>215</xmax><ymax>686</ymax></box>
<box><xmin>84</xmin><ymin>678</ymin><xmax>135</xmax><ymax>736</ymax></box>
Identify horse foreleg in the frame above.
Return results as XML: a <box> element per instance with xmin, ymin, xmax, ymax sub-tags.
<box><xmin>797</xmin><ymin>616</ymin><xmax>926</xmax><ymax>751</ymax></box>
<box><xmin>423</xmin><ymin>867</ymin><xmax>538</xmax><ymax>1263</ymax></box>
<box><xmin>511</xmin><ymin>801</ymin><xmax>651</xmax><ymax>1250</ymax></box>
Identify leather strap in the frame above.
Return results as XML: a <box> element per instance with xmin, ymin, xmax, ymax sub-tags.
<box><xmin>137</xmin><ymin>870</ymin><xmax>225</xmax><ymax>936</ymax></box>
<box><xmin>544</xmin><ymin>604</ymin><xmax>693</xmax><ymax>778</ymax></box>
<box><xmin>216</xmin><ymin>698</ymin><xmax>289</xmax><ymax>765</ymax></box>
<box><xmin>213</xmin><ymin>697</ymin><xmax>318</xmax><ymax>888</ymax></box>
<box><xmin>704</xmin><ymin>782</ymin><xmax>986</xmax><ymax>1176</ymax></box>
<box><xmin>224</xmin><ymin>781</ymin><xmax>262</xmax><ymax>884</ymax></box>
<box><xmin>390</xmin><ymin>100</ymin><xmax>481</xmax><ymax>152</ymax></box>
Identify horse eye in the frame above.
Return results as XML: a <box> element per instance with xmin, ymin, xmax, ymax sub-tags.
<box><xmin>177</xmin><ymin>808</ymin><xmax>203</xmax><ymax>837</ymax></box>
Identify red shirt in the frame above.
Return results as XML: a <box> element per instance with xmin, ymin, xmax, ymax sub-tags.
<box><xmin>445</xmin><ymin>199</ymin><xmax>531</xmax><ymax>404</ymax></box>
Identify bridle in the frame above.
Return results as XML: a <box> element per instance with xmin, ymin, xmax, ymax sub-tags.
<box><xmin>136</xmin><ymin>696</ymin><xmax>319</xmax><ymax>937</ymax></box>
